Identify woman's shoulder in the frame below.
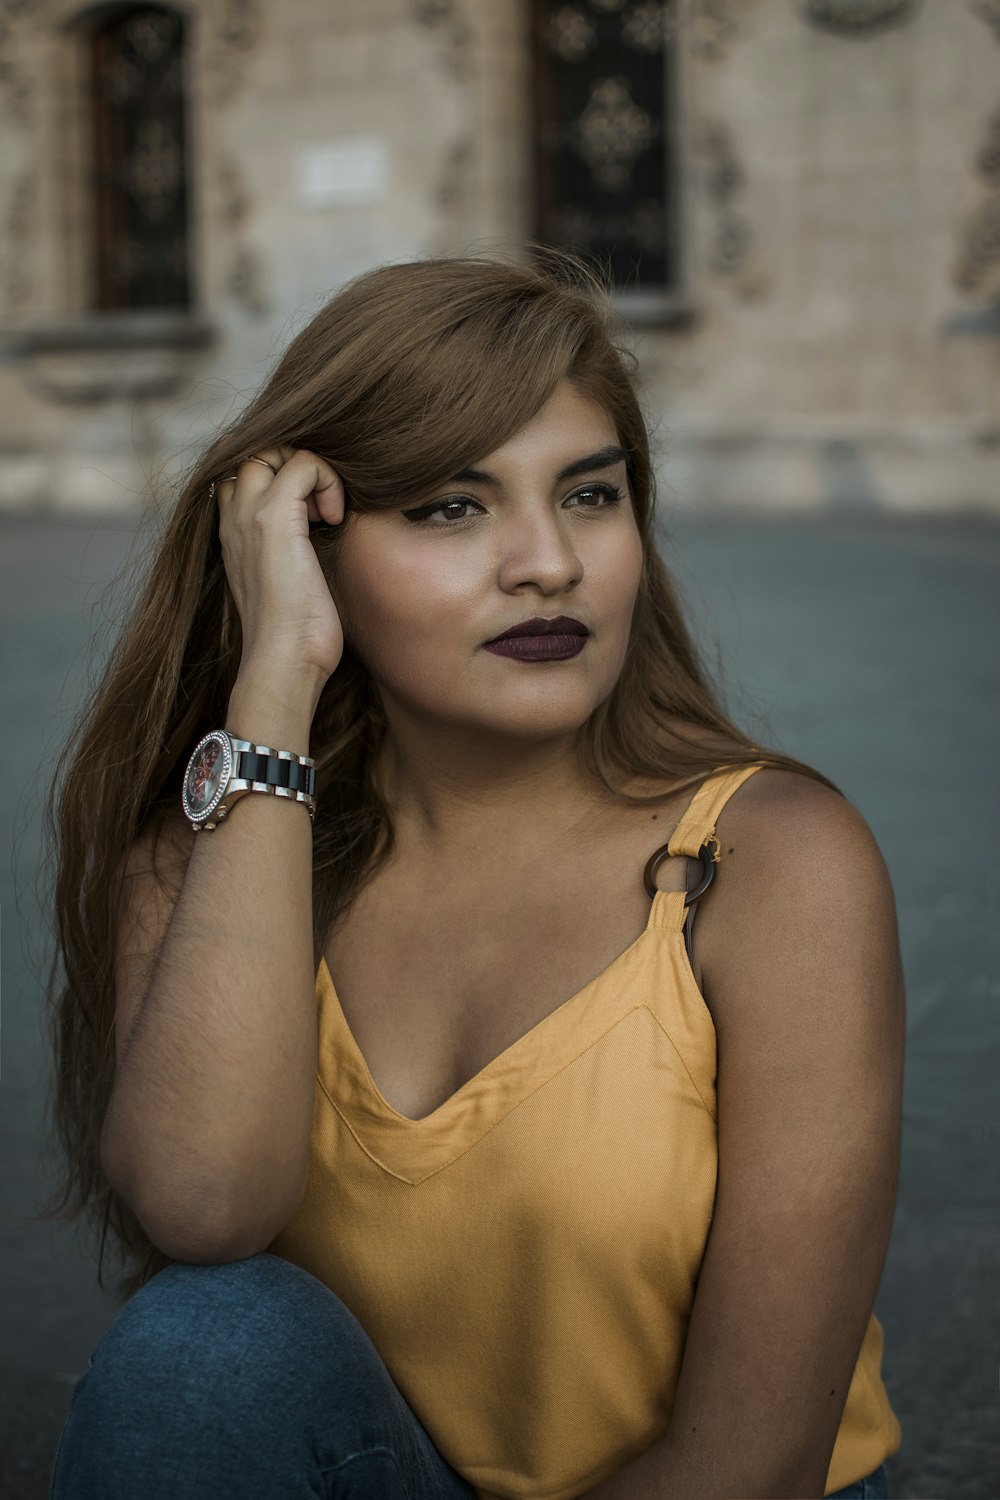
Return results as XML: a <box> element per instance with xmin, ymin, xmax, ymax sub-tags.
<box><xmin>681</xmin><ymin>766</ymin><xmax>899</xmax><ymax>1064</ymax></box>
<box><xmin>716</xmin><ymin>762</ymin><xmax>863</xmax><ymax>849</ymax></box>
<box><xmin>632</xmin><ymin>728</ymin><xmax>885</xmax><ymax>910</ymax></box>
<box><xmin>704</xmin><ymin>767</ymin><xmax>893</xmax><ymax>970</ymax></box>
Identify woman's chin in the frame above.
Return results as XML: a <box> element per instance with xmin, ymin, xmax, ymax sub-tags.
<box><xmin>469</xmin><ymin>698</ymin><xmax>601</xmax><ymax>741</ymax></box>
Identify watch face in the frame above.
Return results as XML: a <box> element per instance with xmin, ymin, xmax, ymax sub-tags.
<box><xmin>183</xmin><ymin>733</ymin><xmax>231</xmax><ymax>820</ymax></box>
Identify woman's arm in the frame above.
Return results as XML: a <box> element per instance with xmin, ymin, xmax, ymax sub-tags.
<box><xmin>100</xmin><ymin>669</ymin><xmax>324</xmax><ymax>1263</ymax></box>
<box><xmin>100</xmin><ymin>449</ymin><xmax>346</xmax><ymax>1263</ymax></box>
<box><xmin>585</xmin><ymin>770</ymin><xmax>906</xmax><ymax>1500</ymax></box>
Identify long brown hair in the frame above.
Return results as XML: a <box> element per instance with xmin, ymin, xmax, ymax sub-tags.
<box><xmin>36</xmin><ymin>249</ymin><xmax>843</xmax><ymax>1303</ymax></box>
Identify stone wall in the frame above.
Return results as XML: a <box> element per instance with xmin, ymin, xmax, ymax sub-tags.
<box><xmin>0</xmin><ymin>0</ymin><xmax>996</xmax><ymax>516</ymax></box>
<box><xmin>646</xmin><ymin>0</ymin><xmax>1000</xmax><ymax>514</ymax></box>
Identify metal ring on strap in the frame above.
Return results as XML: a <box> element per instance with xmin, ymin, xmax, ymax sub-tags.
<box><xmin>643</xmin><ymin>836</ymin><xmax>722</xmax><ymax>905</ymax></box>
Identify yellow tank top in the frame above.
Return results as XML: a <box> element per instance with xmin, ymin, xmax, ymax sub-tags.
<box><xmin>268</xmin><ymin>763</ymin><xmax>902</xmax><ymax>1499</ymax></box>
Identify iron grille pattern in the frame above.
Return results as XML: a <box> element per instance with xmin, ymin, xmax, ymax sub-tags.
<box><xmin>91</xmin><ymin>6</ymin><xmax>190</xmax><ymax>310</ymax></box>
<box><xmin>532</xmin><ymin>0</ymin><xmax>679</xmax><ymax>291</ymax></box>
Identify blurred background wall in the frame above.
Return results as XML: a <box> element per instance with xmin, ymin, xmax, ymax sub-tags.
<box><xmin>0</xmin><ymin>0</ymin><xmax>997</xmax><ymax>518</ymax></box>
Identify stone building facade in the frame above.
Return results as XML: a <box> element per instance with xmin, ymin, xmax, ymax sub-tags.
<box><xmin>0</xmin><ymin>0</ymin><xmax>997</xmax><ymax>517</ymax></box>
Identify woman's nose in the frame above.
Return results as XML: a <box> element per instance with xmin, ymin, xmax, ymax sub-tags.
<box><xmin>495</xmin><ymin>512</ymin><xmax>583</xmax><ymax>593</ymax></box>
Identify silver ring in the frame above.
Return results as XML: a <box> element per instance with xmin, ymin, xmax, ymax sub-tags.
<box><xmin>241</xmin><ymin>455</ymin><xmax>278</xmax><ymax>476</ymax></box>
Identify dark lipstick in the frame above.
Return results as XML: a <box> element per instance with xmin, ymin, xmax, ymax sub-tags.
<box><xmin>483</xmin><ymin>615</ymin><xmax>590</xmax><ymax>663</ymax></box>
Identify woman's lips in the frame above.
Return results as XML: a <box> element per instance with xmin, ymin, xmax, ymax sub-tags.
<box><xmin>483</xmin><ymin>634</ymin><xmax>589</xmax><ymax>662</ymax></box>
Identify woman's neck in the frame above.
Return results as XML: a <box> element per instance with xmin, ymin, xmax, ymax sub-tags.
<box><xmin>369</xmin><ymin>723</ymin><xmax>617</xmax><ymax>855</ymax></box>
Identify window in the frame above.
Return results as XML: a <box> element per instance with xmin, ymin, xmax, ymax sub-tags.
<box><xmin>531</xmin><ymin>0</ymin><xmax>682</xmax><ymax>304</ymax></box>
<box><xmin>89</xmin><ymin>4</ymin><xmax>190</xmax><ymax>310</ymax></box>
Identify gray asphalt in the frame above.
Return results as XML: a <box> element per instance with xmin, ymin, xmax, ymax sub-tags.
<box><xmin>1</xmin><ymin>508</ymin><xmax>998</xmax><ymax>1499</ymax></box>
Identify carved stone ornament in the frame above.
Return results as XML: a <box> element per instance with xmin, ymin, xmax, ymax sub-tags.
<box><xmin>975</xmin><ymin>106</ymin><xmax>1000</xmax><ymax>185</ymax></box>
<box><xmin>203</xmin><ymin>0</ymin><xmax>261</xmax><ymax>106</ymax></box>
<box><xmin>213</xmin><ymin>153</ymin><xmax>267</xmax><ymax>315</ymax></box>
<box><xmin>199</xmin><ymin>2</ymin><xmax>271</xmax><ymax>316</ymax></box>
<box><xmin>698</xmin><ymin>118</ymin><xmax>769</xmax><ymax>299</ymax></box>
<box><xmin>225</xmin><ymin>244</ymin><xmax>269</xmax><ymax>319</ymax></box>
<box><xmin>426</xmin><ymin>134</ymin><xmax>475</xmax><ymax>254</ymax></box>
<box><xmin>0</xmin><ymin>5</ymin><xmax>32</xmax><ymax>121</ymax></box>
<box><xmin>412</xmin><ymin>1</ymin><xmax>474</xmax><ymax>255</ymax></box>
<box><xmin>954</xmin><ymin>5</ymin><xmax>1000</xmax><ymax>299</ymax></box>
<box><xmin>217</xmin><ymin>153</ymin><xmax>252</xmax><ymax>231</ymax></box>
<box><xmin>2</xmin><ymin>169</ymin><xmax>33</xmax><ymax>311</ymax></box>
<box><xmin>0</xmin><ymin>3</ymin><xmax>35</xmax><ymax>315</ymax></box>
<box><xmin>972</xmin><ymin>0</ymin><xmax>1000</xmax><ymax>43</ymax></box>
<box><xmin>800</xmin><ymin>0</ymin><xmax>920</xmax><ymax>33</ymax></box>
<box><xmin>954</xmin><ymin>197</ymin><xmax>1000</xmax><ymax>295</ymax></box>
<box><xmin>435</xmin><ymin>136</ymin><xmax>473</xmax><ymax>213</ymax></box>
<box><xmin>689</xmin><ymin>0</ymin><xmax>758</xmax><ymax>62</ymax></box>
<box><xmin>412</xmin><ymin>0</ymin><xmax>473</xmax><ymax>81</ymax></box>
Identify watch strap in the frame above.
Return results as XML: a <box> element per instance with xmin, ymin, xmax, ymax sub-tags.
<box><xmin>233</xmin><ymin>744</ymin><xmax>317</xmax><ymax>799</ymax></box>
<box><xmin>224</xmin><ymin>736</ymin><xmax>316</xmax><ymax>816</ymax></box>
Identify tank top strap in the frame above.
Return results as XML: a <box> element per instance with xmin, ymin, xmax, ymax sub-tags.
<box><xmin>667</xmin><ymin>760</ymin><xmax>769</xmax><ymax>859</ymax></box>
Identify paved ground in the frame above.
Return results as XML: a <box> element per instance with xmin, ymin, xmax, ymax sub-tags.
<box><xmin>1</xmin><ymin>509</ymin><xmax>998</xmax><ymax>1499</ymax></box>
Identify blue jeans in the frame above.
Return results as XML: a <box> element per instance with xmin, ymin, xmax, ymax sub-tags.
<box><xmin>827</xmin><ymin>1464</ymin><xmax>889</xmax><ymax>1498</ymax></box>
<box><xmin>50</xmin><ymin>1252</ymin><xmax>477</xmax><ymax>1498</ymax></box>
<box><xmin>50</xmin><ymin>1251</ymin><xmax>890</xmax><ymax>1498</ymax></box>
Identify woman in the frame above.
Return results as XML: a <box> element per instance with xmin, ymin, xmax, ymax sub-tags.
<box><xmin>43</xmin><ymin>253</ymin><xmax>904</xmax><ymax>1498</ymax></box>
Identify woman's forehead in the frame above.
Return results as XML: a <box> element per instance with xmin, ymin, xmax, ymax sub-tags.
<box><xmin>465</xmin><ymin>383</ymin><xmax>618</xmax><ymax>474</ymax></box>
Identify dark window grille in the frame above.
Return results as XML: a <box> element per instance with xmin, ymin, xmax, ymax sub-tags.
<box><xmin>90</xmin><ymin>5</ymin><xmax>190</xmax><ymax>310</ymax></box>
<box><xmin>531</xmin><ymin>0</ymin><xmax>680</xmax><ymax>293</ymax></box>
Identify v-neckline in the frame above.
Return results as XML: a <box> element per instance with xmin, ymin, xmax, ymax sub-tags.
<box><xmin>315</xmin><ymin>886</ymin><xmax>677</xmax><ymax>1130</ymax></box>
<box><xmin>306</xmin><ymin>762</ymin><xmax>765</xmax><ymax>1180</ymax></box>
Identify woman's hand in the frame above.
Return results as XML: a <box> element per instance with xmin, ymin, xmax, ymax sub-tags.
<box><xmin>216</xmin><ymin>447</ymin><xmax>347</xmax><ymax>693</ymax></box>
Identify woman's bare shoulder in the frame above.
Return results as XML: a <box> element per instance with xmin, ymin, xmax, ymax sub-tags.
<box><xmin>710</xmin><ymin>765</ymin><xmax>888</xmax><ymax>938</ymax></box>
<box><xmin>720</xmin><ymin>763</ymin><xmax>850</xmax><ymax>833</ymax></box>
<box><xmin>694</xmin><ymin>765</ymin><xmax>898</xmax><ymax>1050</ymax></box>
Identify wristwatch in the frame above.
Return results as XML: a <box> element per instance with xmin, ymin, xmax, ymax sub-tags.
<box><xmin>181</xmin><ymin>729</ymin><xmax>317</xmax><ymax>831</ymax></box>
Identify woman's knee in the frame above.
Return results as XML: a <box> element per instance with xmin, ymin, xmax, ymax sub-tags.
<box><xmin>51</xmin><ymin>1254</ymin><xmax>402</xmax><ymax>1496</ymax></box>
<box><xmin>88</xmin><ymin>1252</ymin><xmax>386</xmax><ymax>1411</ymax></box>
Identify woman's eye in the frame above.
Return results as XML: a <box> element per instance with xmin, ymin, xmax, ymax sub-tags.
<box><xmin>401</xmin><ymin>483</ymin><xmax>624</xmax><ymax>526</ymax></box>
<box><xmin>434</xmin><ymin>499</ymin><xmax>481</xmax><ymax>523</ymax></box>
<box><xmin>401</xmin><ymin>498</ymin><xmax>483</xmax><ymax>525</ymax></box>
<box><xmin>567</xmin><ymin>484</ymin><xmax>625</xmax><ymax>508</ymax></box>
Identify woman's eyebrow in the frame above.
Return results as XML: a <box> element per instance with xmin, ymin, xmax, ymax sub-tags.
<box><xmin>450</xmin><ymin>443</ymin><xmax>628</xmax><ymax>487</ymax></box>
